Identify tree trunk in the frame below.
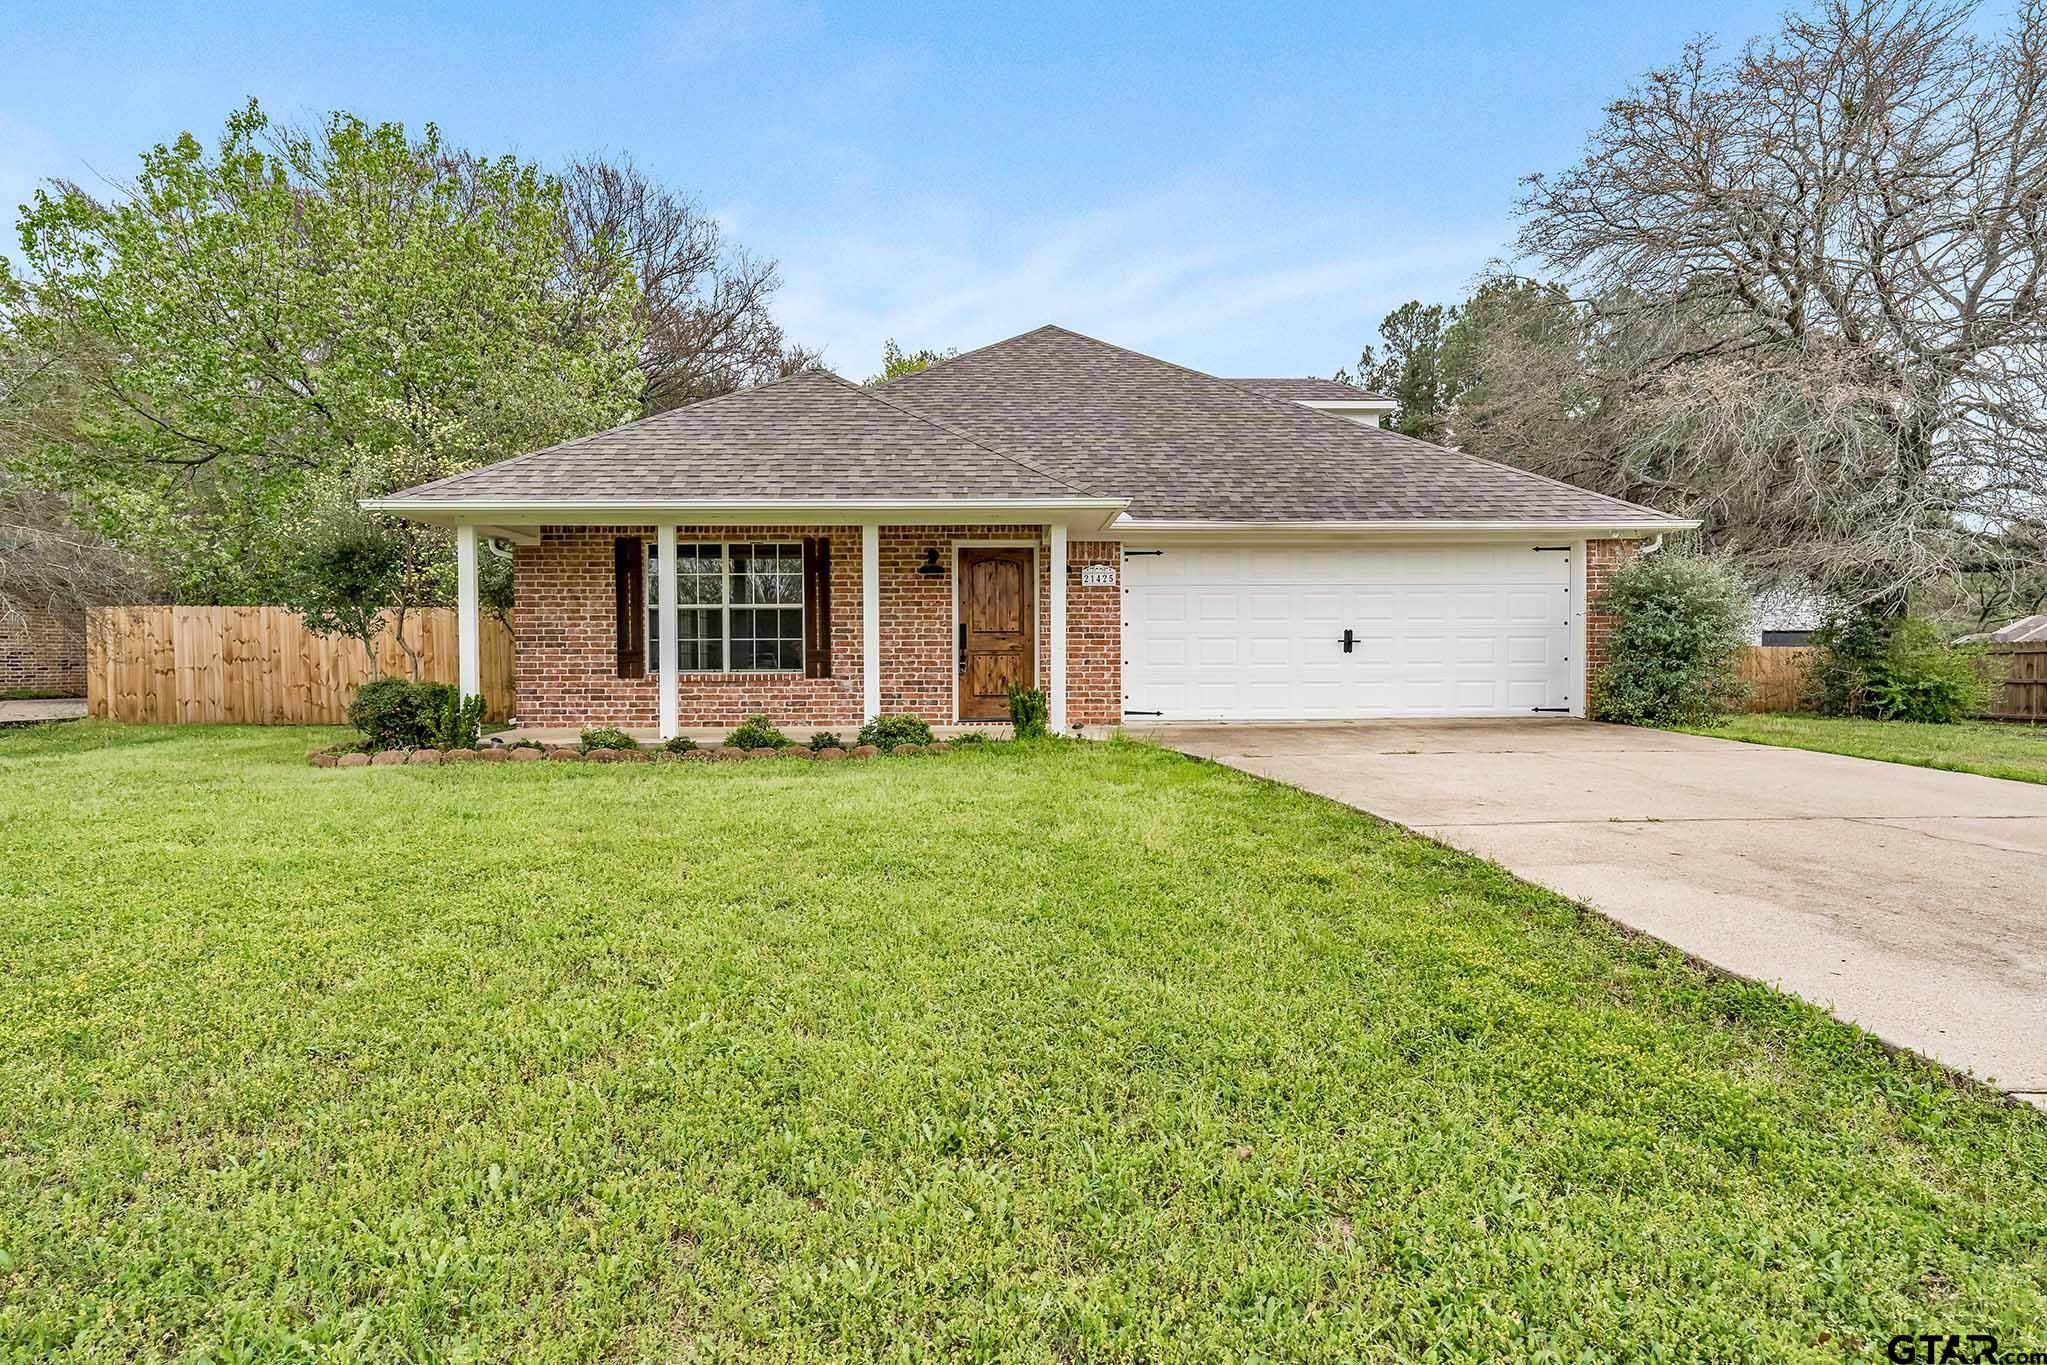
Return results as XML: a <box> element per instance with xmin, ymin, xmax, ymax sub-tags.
<box><xmin>392</xmin><ymin>606</ymin><xmax>424</xmax><ymax>681</ymax></box>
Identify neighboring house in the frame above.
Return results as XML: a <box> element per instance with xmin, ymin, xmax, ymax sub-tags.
<box><xmin>0</xmin><ymin>607</ymin><xmax>86</xmax><ymax>697</ymax></box>
<box><xmin>1750</xmin><ymin>586</ymin><xmax>1832</xmax><ymax>647</ymax></box>
<box><xmin>368</xmin><ymin>325</ymin><xmax>1692</xmax><ymax>733</ymax></box>
<box><xmin>1957</xmin><ymin>614</ymin><xmax>2047</xmax><ymax>645</ymax></box>
<box><xmin>1228</xmin><ymin>377</ymin><xmax>1399</xmax><ymax>427</ymax></box>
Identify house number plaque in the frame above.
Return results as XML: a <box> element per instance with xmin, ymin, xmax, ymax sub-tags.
<box><xmin>1080</xmin><ymin>564</ymin><xmax>1117</xmax><ymax>587</ymax></box>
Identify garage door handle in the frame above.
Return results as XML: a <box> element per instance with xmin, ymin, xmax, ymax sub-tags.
<box><xmin>1340</xmin><ymin>629</ymin><xmax>1356</xmax><ymax>654</ymax></box>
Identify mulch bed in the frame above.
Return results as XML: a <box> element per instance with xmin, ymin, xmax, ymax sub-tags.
<box><xmin>309</xmin><ymin>742</ymin><xmax>949</xmax><ymax>768</ymax></box>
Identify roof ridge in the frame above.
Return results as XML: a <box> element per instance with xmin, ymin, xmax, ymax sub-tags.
<box><xmin>1024</xmin><ymin>330</ymin><xmax>1678</xmax><ymax>521</ymax></box>
<box><xmin>827</xmin><ymin>369</ymin><xmax>1101</xmax><ymax>499</ymax></box>
<box><xmin>1023</xmin><ymin>323</ymin><xmax>1410</xmax><ymax>425</ymax></box>
<box><xmin>1231</xmin><ymin>376</ymin><xmax>1393</xmax><ymax>401</ymax></box>
<box><xmin>872</xmin><ymin>323</ymin><xmax>1067</xmax><ymax>389</ymax></box>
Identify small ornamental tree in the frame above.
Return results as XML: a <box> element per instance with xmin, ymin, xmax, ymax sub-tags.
<box><xmin>286</xmin><ymin>516</ymin><xmax>401</xmax><ymax>680</ymax></box>
<box><xmin>1592</xmin><ymin>553</ymin><xmax>1751</xmax><ymax>727</ymax></box>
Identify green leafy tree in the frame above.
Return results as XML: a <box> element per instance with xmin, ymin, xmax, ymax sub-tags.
<box><xmin>281</xmin><ymin>417</ymin><xmax>514</xmax><ymax>680</ymax></box>
<box><xmin>285</xmin><ymin>514</ymin><xmax>401</xmax><ymax>681</ymax></box>
<box><xmin>866</xmin><ymin>339</ymin><xmax>957</xmax><ymax>385</ymax></box>
<box><xmin>1339</xmin><ymin>301</ymin><xmax>1480</xmax><ymax>443</ymax></box>
<box><xmin>3</xmin><ymin>100</ymin><xmax>645</xmax><ymax>602</ymax></box>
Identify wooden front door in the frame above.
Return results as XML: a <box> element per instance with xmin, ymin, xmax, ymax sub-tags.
<box><xmin>958</xmin><ymin>548</ymin><xmax>1035</xmax><ymax>720</ymax></box>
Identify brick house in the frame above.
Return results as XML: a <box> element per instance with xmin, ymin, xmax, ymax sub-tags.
<box><xmin>368</xmin><ymin>326</ymin><xmax>1690</xmax><ymax>735</ymax></box>
<box><xmin>0</xmin><ymin>606</ymin><xmax>86</xmax><ymax>697</ymax></box>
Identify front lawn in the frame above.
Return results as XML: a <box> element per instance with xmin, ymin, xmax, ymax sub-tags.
<box><xmin>1685</xmin><ymin>713</ymin><xmax>2047</xmax><ymax>785</ymax></box>
<box><xmin>2</xmin><ymin>723</ymin><xmax>2043</xmax><ymax>1360</ymax></box>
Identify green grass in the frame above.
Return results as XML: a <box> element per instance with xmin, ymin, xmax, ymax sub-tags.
<box><xmin>2</xmin><ymin>723</ymin><xmax>2043</xmax><ymax>1361</ymax></box>
<box><xmin>1683</xmin><ymin>713</ymin><xmax>2047</xmax><ymax>785</ymax></box>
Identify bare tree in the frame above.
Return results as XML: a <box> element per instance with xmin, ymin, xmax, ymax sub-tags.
<box><xmin>1503</xmin><ymin>0</ymin><xmax>2047</xmax><ymax>608</ymax></box>
<box><xmin>557</xmin><ymin>154</ymin><xmax>816</xmax><ymax>414</ymax></box>
<box><xmin>0</xmin><ymin>476</ymin><xmax>150</xmax><ymax>624</ymax></box>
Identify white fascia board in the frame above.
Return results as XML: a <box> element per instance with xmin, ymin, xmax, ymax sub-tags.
<box><xmin>1298</xmin><ymin>398</ymin><xmax>1398</xmax><ymax>415</ymax></box>
<box><xmin>359</xmin><ymin>497</ymin><xmax>1131</xmax><ymax>534</ymax></box>
<box><xmin>1112</xmin><ymin>517</ymin><xmax>1701</xmax><ymax>541</ymax></box>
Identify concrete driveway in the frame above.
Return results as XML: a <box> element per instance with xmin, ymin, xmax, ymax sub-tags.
<box><xmin>1139</xmin><ymin>718</ymin><xmax>2047</xmax><ymax>1105</ymax></box>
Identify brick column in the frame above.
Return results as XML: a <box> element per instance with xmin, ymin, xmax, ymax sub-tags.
<box><xmin>1583</xmin><ymin>538</ymin><xmax>1642</xmax><ymax>714</ymax></box>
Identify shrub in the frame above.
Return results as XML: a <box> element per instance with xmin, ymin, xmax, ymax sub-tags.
<box><xmin>663</xmin><ymin>735</ymin><xmax>697</xmax><ymax>754</ymax></box>
<box><xmin>1808</xmin><ymin>611</ymin><xmax>1991</xmax><ymax>723</ymax></box>
<box><xmin>807</xmin><ymin>731</ymin><xmax>844</xmax><ymax>751</ymax></box>
<box><xmin>1007</xmin><ymin>683</ymin><xmax>1049</xmax><ymax>738</ymax></box>
<box><xmin>950</xmin><ymin>731</ymin><xmax>990</xmax><ymax>747</ymax></box>
<box><xmin>1591</xmin><ymin>553</ymin><xmax>1752</xmax><ymax>727</ymax></box>
<box><xmin>1805</xmin><ymin>606</ymin><xmax>1890</xmax><ymax>716</ymax></box>
<box><xmin>726</xmin><ymin>715</ymin><xmax>789</xmax><ymax>749</ymax></box>
<box><xmin>856</xmin><ymin>714</ymin><xmax>933</xmax><ymax>751</ymax></box>
<box><xmin>579</xmin><ymin>727</ymin><xmax>639</xmax><ymax>752</ymax></box>
<box><xmin>1866</xmin><ymin>619</ymin><xmax>1992</xmax><ymax>723</ymax></box>
<box><xmin>347</xmin><ymin>678</ymin><xmax>458</xmax><ymax>751</ymax></box>
<box><xmin>425</xmin><ymin>691</ymin><xmax>485</xmax><ymax>749</ymax></box>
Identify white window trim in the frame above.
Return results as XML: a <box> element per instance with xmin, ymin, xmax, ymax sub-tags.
<box><xmin>646</xmin><ymin>539</ymin><xmax>807</xmax><ymax>675</ymax></box>
<box><xmin>951</xmin><ymin>538</ymin><xmax>1040</xmax><ymax>725</ymax></box>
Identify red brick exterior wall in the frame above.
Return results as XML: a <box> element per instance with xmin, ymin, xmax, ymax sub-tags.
<box><xmin>0</xmin><ymin>607</ymin><xmax>86</xmax><ymax>696</ymax></box>
<box><xmin>1066</xmin><ymin>540</ymin><xmax>1123</xmax><ymax>727</ymax></box>
<box><xmin>1584</xmin><ymin>538</ymin><xmax>1641</xmax><ymax>712</ymax></box>
<box><xmin>513</xmin><ymin>525</ymin><xmax>866</xmax><ymax>730</ymax></box>
<box><xmin>878</xmin><ymin>525</ymin><xmax>1051</xmax><ymax>718</ymax></box>
<box><xmin>512</xmin><ymin>524</ymin><xmax>1123</xmax><ymax>731</ymax></box>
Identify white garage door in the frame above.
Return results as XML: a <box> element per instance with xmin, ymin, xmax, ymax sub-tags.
<box><xmin>1122</xmin><ymin>543</ymin><xmax>1574</xmax><ymax>720</ymax></box>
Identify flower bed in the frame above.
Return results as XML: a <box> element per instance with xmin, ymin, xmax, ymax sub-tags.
<box><xmin>307</xmin><ymin>740</ymin><xmax>953</xmax><ymax>768</ymax></box>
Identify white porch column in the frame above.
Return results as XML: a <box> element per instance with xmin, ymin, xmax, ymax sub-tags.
<box><xmin>862</xmin><ymin>524</ymin><xmax>881</xmax><ymax>720</ymax></box>
<box><xmin>455</xmin><ymin>524</ymin><xmax>480</xmax><ymax>700</ymax></box>
<box><xmin>657</xmin><ymin>524</ymin><xmax>679</xmax><ymax>739</ymax></box>
<box><xmin>1048</xmin><ymin>522</ymin><xmax>1068</xmax><ymax>732</ymax></box>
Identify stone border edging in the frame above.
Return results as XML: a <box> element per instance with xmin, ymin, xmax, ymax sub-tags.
<box><xmin>309</xmin><ymin>741</ymin><xmax>955</xmax><ymax>769</ymax></box>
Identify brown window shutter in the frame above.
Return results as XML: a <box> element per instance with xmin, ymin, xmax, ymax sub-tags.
<box><xmin>614</xmin><ymin>537</ymin><xmax>645</xmax><ymax>678</ymax></box>
<box><xmin>803</xmin><ymin>536</ymin><xmax>833</xmax><ymax>678</ymax></box>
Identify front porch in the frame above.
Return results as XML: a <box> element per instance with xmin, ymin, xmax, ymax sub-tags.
<box><xmin>488</xmin><ymin>722</ymin><xmax>1023</xmax><ymax>747</ymax></box>
<box><xmin>449</xmin><ymin>517</ymin><xmax>1125</xmax><ymax>737</ymax></box>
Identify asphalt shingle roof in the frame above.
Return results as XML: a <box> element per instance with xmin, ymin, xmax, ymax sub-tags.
<box><xmin>379</xmin><ymin>368</ymin><xmax>1097</xmax><ymax>505</ymax></box>
<box><xmin>381</xmin><ymin>323</ymin><xmax>1682</xmax><ymax>527</ymax></box>
<box><xmin>1229</xmin><ymin>377</ymin><xmax>1390</xmax><ymax>402</ymax></box>
<box><xmin>880</xmin><ymin>326</ymin><xmax>1684</xmax><ymax>524</ymax></box>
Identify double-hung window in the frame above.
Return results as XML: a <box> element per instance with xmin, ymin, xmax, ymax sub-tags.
<box><xmin>646</xmin><ymin>542</ymin><xmax>805</xmax><ymax>673</ymax></box>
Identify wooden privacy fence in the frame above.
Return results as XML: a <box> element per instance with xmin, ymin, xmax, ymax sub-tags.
<box><xmin>1737</xmin><ymin>642</ymin><xmax>2047</xmax><ymax>720</ymax></box>
<box><xmin>1737</xmin><ymin>646</ymin><xmax>1813</xmax><ymax>713</ymax></box>
<box><xmin>1984</xmin><ymin>643</ymin><xmax>2047</xmax><ymax>722</ymax></box>
<box><xmin>87</xmin><ymin>606</ymin><xmax>516</xmax><ymax>725</ymax></box>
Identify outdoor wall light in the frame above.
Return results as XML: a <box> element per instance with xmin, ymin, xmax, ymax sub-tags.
<box><xmin>917</xmin><ymin>548</ymin><xmax>945</xmax><ymax>578</ymax></box>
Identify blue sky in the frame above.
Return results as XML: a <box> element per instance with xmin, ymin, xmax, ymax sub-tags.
<box><xmin>1</xmin><ymin>0</ymin><xmax>1787</xmax><ymax>378</ymax></box>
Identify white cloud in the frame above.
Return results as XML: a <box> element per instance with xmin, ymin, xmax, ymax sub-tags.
<box><xmin>765</xmin><ymin>181</ymin><xmax>1505</xmax><ymax>380</ymax></box>
<box><xmin>651</xmin><ymin>0</ymin><xmax>822</xmax><ymax>68</ymax></box>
